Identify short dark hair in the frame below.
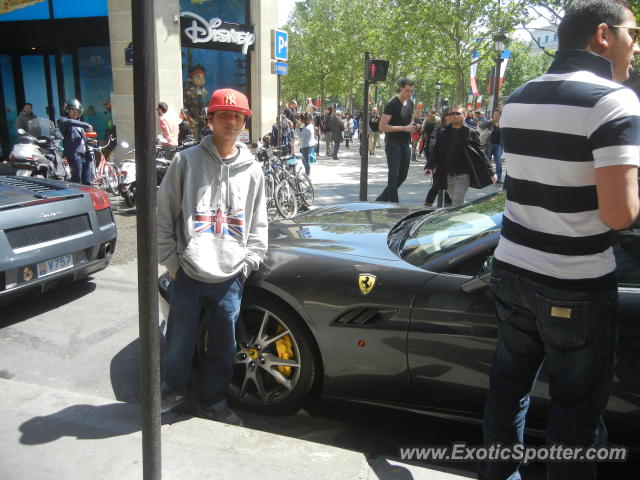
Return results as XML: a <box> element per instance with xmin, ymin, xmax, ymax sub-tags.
<box><xmin>558</xmin><ymin>0</ymin><xmax>630</xmax><ymax>50</ymax></box>
<box><xmin>23</xmin><ymin>102</ymin><xmax>32</xmax><ymax>108</ymax></box>
<box><xmin>157</xmin><ymin>102</ymin><xmax>168</xmax><ymax>113</ymax></box>
<box><xmin>397</xmin><ymin>78</ymin><xmax>414</xmax><ymax>91</ymax></box>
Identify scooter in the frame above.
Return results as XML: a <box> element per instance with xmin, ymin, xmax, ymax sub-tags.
<box><xmin>10</xmin><ymin>118</ymin><xmax>69</xmax><ymax>180</ymax></box>
<box><xmin>118</xmin><ymin>138</ymin><xmax>184</xmax><ymax>208</ymax></box>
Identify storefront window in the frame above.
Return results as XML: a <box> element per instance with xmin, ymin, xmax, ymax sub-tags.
<box><xmin>78</xmin><ymin>46</ymin><xmax>113</xmax><ymax>140</ymax></box>
<box><xmin>0</xmin><ymin>54</ymin><xmax>18</xmax><ymax>147</ymax></box>
<box><xmin>20</xmin><ymin>55</ymin><xmax>48</xmax><ymax>120</ymax></box>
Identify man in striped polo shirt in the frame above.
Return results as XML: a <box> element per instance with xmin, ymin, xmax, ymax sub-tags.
<box><xmin>480</xmin><ymin>1</ymin><xmax>640</xmax><ymax>479</ymax></box>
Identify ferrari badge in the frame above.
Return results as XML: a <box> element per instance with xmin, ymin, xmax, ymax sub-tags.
<box><xmin>358</xmin><ymin>273</ymin><xmax>377</xmax><ymax>295</ymax></box>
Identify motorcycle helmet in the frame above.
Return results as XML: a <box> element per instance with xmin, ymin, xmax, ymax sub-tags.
<box><xmin>64</xmin><ymin>99</ymin><xmax>83</xmax><ymax>117</ymax></box>
<box><xmin>206</xmin><ymin>88</ymin><xmax>252</xmax><ymax>117</ymax></box>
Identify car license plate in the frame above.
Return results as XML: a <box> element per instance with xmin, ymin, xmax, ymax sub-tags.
<box><xmin>37</xmin><ymin>254</ymin><xmax>74</xmax><ymax>278</ymax></box>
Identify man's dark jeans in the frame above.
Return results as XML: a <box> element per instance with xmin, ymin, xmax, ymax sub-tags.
<box><xmin>69</xmin><ymin>152</ymin><xmax>93</xmax><ymax>185</ymax></box>
<box><xmin>163</xmin><ymin>268</ymin><xmax>244</xmax><ymax>407</ymax></box>
<box><xmin>375</xmin><ymin>142</ymin><xmax>410</xmax><ymax>202</ymax></box>
<box><xmin>479</xmin><ymin>266</ymin><xmax>618</xmax><ymax>480</ymax></box>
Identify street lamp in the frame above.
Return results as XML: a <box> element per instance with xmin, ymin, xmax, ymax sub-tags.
<box><xmin>492</xmin><ymin>33</ymin><xmax>507</xmax><ymax>114</ymax></box>
<box><xmin>434</xmin><ymin>80</ymin><xmax>442</xmax><ymax>112</ymax></box>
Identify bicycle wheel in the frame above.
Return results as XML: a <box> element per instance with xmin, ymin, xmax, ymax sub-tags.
<box><xmin>105</xmin><ymin>163</ymin><xmax>119</xmax><ymax>195</ymax></box>
<box><xmin>274</xmin><ymin>180</ymin><xmax>298</xmax><ymax>218</ymax></box>
<box><xmin>297</xmin><ymin>174</ymin><xmax>314</xmax><ymax>209</ymax></box>
<box><xmin>264</xmin><ymin>173</ymin><xmax>278</xmax><ymax>220</ymax></box>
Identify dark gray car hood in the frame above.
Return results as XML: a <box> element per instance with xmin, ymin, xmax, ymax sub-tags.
<box><xmin>268</xmin><ymin>202</ymin><xmax>431</xmax><ymax>261</ymax></box>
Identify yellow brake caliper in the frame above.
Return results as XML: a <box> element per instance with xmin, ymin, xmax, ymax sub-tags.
<box><xmin>274</xmin><ymin>324</ymin><xmax>294</xmax><ymax>379</ymax></box>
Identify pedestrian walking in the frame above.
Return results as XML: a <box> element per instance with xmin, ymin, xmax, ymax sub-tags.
<box><xmin>426</xmin><ymin>104</ymin><xmax>495</xmax><ymax>207</ymax></box>
<box><xmin>368</xmin><ymin>107</ymin><xmax>381</xmax><ymax>155</ymax></box>
<box><xmin>321</xmin><ymin>107</ymin><xmax>333</xmax><ymax>157</ymax></box>
<box><xmin>423</xmin><ymin>110</ymin><xmax>452</xmax><ymax>207</ymax></box>
<box><xmin>296</xmin><ymin>112</ymin><xmax>317</xmax><ymax>176</ymax></box>
<box><xmin>328</xmin><ymin>110</ymin><xmax>345</xmax><ymax>159</ymax></box>
<box><xmin>480</xmin><ymin>1</ymin><xmax>640</xmax><ymax>479</ymax></box>
<box><xmin>480</xmin><ymin>109</ymin><xmax>503</xmax><ymax>183</ymax></box>
<box><xmin>375</xmin><ymin>78</ymin><xmax>418</xmax><ymax>203</ymax></box>
<box><xmin>157</xmin><ymin>88</ymin><xmax>268</xmax><ymax>427</ymax></box>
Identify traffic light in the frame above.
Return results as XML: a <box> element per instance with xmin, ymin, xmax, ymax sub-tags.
<box><xmin>366</xmin><ymin>59</ymin><xmax>389</xmax><ymax>83</ymax></box>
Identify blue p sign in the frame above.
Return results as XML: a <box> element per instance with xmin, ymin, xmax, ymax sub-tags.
<box><xmin>273</xmin><ymin>29</ymin><xmax>288</xmax><ymax>61</ymax></box>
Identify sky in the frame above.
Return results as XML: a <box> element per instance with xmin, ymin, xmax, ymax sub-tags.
<box><xmin>278</xmin><ymin>0</ymin><xmax>300</xmax><ymax>27</ymax></box>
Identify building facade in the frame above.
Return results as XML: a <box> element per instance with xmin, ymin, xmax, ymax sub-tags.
<box><xmin>0</xmin><ymin>0</ymin><xmax>278</xmax><ymax>157</ymax></box>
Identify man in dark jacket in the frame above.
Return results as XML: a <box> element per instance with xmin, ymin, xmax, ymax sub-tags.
<box><xmin>57</xmin><ymin>99</ymin><xmax>94</xmax><ymax>185</ymax></box>
<box><xmin>426</xmin><ymin>104</ymin><xmax>495</xmax><ymax>206</ymax></box>
<box><xmin>16</xmin><ymin>103</ymin><xmax>37</xmax><ymax>132</ymax></box>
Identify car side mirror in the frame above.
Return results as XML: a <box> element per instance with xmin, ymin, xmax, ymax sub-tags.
<box><xmin>461</xmin><ymin>255</ymin><xmax>494</xmax><ymax>293</ymax></box>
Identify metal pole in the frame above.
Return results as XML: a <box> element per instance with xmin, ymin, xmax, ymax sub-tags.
<box><xmin>491</xmin><ymin>57</ymin><xmax>502</xmax><ymax>114</ymax></box>
<box><xmin>131</xmin><ymin>0</ymin><xmax>161</xmax><ymax>478</ymax></box>
<box><xmin>277</xmin><ymin>74</ymin><xmax>282</xmax><ymax>156</ymax></box>
<box><xmin>360</xmin><ymin>52</ymin><xmax>370</xmax><ymax>201</ymax></box>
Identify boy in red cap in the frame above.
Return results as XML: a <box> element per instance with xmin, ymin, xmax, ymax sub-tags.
<box><xmin>157</xmin><ymin>88</ymin><xmax>267</xmax><ymax>426</ymax></box>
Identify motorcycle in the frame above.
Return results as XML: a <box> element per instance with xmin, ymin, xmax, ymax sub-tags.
<box><xmin>9</xmin><ymin>118</ymin><xmax>69</xmax><ymax>180</ymax></box>
<box><xmin>118</xmin><ymin>136</ymin><xmax>195</xmax><ymax>208</ymax></box>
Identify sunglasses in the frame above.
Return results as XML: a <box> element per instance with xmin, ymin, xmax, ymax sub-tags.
<box><xmin>447</xmin><ymin>112</ymin><xmax>463</xmax><ymax>116</ymax></box>
<box><xmin>608</xmin><ymin>25</ymin><xmax>640</xmax><ymax>42</ymax></box>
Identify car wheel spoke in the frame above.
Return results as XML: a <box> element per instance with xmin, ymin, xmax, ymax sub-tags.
<box><xmin>262</xmin><ymin>328</ymin><xmax>291</xmax><ymax>347</ymax></box>
<box><xmin>263</xmin><ymin>352</ymin><xmax>299</xmax><ymax>368</ymax></box>
<box><xmin>238</xmin><ymin>366</ymin><xmax>251</xmax><ymax>398</ymax></box>
<box><xmin>262</xmin><ymin>366</ymin><xmax>294</xmax><ymax>391</ymax></box>
<box><xmin>252</xmin><ymin>369</ymin><xmax>269</xmax><ymax>404</ymax></box>
<box><xmin>256</xmin><ymin>310</ymin><xmax>270</xmax><ymax>343</ymax></box>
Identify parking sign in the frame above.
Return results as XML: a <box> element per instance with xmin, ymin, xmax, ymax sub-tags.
<box><xmin>272</xmin><ymin>29</ymin><xmax>288</xmax><ymax>61</ymax></box>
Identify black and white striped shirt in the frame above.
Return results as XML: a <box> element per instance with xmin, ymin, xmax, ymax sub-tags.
<box><xmin>494</xmin><ymin>49</ymin><xmax>640</xmax><ymax>290</ymax></box>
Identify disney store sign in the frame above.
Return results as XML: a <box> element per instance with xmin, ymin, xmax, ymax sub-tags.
<box><xmin>180</xmin><ymin>12</ymin><xmax>255</xmax><ymax>55</ymax></box>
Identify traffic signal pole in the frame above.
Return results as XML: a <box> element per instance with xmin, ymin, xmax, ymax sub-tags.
<box><xmin>359</xmin><ymin>52</ymin><xmax>370</xmax><ymax>201</ymax></box>
<box><xmin>132</xmin><ymin>0</ymin><xmax>162</xmax><ymax>478</ymax></box>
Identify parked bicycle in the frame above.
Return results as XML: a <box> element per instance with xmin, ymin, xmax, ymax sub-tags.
<box><xmin>87</xmin><ymin>133</ymin><xmax>119</xmax><ymax>195</ymax></box>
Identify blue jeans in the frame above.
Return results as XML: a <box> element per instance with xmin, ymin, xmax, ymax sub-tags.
<box><xmin>375</xmin><ymin>142</ymin><xmax>410</xmax><ymax>202</ymax></box>
<box><xmin>480</xmin><ymin>266</ymin><xmax>618</xmax><ymax>480</ymax></box>
<box><xmin>300</xmin><ymin>146</ymin><xmax>312</xmax><ymax>176</ymax></box>
<box><xmin>163</xmin><ymin>268</ymin><xmax>244</xmax><ymax>406</ymax></box>
<box><xmin>69</xmin><ymin>152</ymin><xmax>93</xmax><ymax>185</ymax></box>
<box><xmin>489</xmin><ymin>144</ymin><xmax>503</xmax><ymax>182</ymax></box>
<box><xmin>333</xmin><ymin>137</ymin><xmax>341</xmax><ymax>158</ymax></box>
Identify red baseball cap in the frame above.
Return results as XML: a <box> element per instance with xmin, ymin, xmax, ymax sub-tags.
<box><xmin>207</xmin><ymin>88</ymin><xmax>252</xmax><ymax>117</ymax></box>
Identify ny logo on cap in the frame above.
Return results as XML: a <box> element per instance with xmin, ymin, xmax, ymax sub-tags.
<box><xmin>224</xmin><ymin>92</ymin><xmax>237</xmax><ymax>105</ymax></box>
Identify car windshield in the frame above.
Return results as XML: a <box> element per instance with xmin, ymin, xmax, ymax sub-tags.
<box><xmin>400</xmin><ymin>193</ymin><xmax>505</xmax><ymax>266</ymax></box>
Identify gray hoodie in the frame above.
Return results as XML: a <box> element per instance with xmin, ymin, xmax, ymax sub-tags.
<box><xmin>157</xmin><ymin>135</ymin><xmax>268</xmax><ymax>283</ymax></box>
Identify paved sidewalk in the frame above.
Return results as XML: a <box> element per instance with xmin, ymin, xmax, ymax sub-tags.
<box><xmin>1</xmin><ymin>378</ymin><xmax>475</xmax><ymax>479</ymax></box>
<box><xmin>306</xmin><ymin>136</ymin><xmax>502</xmax><ymax>207</ymax></box>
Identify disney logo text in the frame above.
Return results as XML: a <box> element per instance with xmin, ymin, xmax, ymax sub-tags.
<box><xmin>181</xmin><ymin>12</ymin><xmax>255</xmax><ymax>55</ymax></box>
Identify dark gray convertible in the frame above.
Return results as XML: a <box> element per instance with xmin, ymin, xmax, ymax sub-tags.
<box><xmin>0</xmin><ymin>176</ymin><xmax>117</xmax><ymax>305</ymax></box>
<box><xmin>159</xmin><ymin>192</ymin><xmax>640</xmax><ymax>443</ymax></box>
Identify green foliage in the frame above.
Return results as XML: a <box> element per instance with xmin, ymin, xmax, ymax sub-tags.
<box><xmin>282</xmin><ymin>0</ymin><xmax>566</xmax><ymax>110</ymax></box>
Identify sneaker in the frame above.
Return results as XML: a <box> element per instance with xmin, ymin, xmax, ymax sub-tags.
<box><xmin>197</xmin><ymin>404</ymin><xmax>244</xmax><ymax>427</ymax></box>
<box><xmin>160</xmin><ymin>391</ymin><xmax>186</xmax><ymax>414</ymax></box>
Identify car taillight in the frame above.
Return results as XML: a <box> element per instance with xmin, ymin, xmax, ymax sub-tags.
<box><xmin>120</xmin><ymin>170</ymin><xmax>127</xmax><ymax>177</ymax></box>
<box><xmin>80</xmin><ymin>186</ymin><xmax>111</xmax><ymax>211</ymax></box>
